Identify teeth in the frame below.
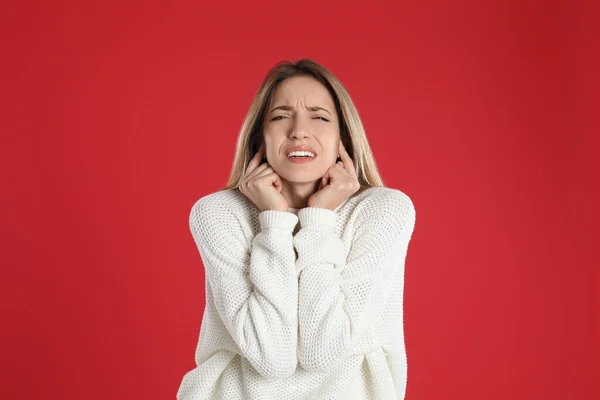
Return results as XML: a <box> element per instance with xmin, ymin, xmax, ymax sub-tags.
<box><xmin>287</xmin><ymin>151</ymin><xmax>315</xmax><ymax>158</ymax></box>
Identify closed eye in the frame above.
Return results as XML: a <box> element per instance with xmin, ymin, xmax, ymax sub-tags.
<box><xmin>271</xmin><ymin>115</ymin><xmax>329</xmax><ymax>122</ymax></box>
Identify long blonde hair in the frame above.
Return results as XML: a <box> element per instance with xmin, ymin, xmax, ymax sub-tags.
<box><xmin>222</xmin><ymin>58</ymin><xmax>386</xmax><ymax>194</ymax></box>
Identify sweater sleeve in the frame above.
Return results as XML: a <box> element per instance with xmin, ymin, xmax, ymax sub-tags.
<box><xmin>189</xmin><ymin>196</ymin><xmax>300</xmax><ymax>378</ymax></box>
<box><xmin>293</xmin><ymin>191</ymin><xmax>416</xmax><ymax>372</ymax></box>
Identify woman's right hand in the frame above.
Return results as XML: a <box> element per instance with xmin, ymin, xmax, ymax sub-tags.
<box><xmin>239</xmin><ymin>144</ymin><xmax>289</xmax><ymax>212</ymax></box>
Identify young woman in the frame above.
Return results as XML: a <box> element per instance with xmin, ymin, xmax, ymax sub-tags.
<box><xmin>177</xmin><ymin>59</ymin><xmax>416</xmax><ymax>399</ymax></box>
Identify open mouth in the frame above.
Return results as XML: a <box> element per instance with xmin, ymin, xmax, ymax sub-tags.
<box><xmin>287</xmin><ymin>151</ymin><xmax>316</xmax><ymax>163</ymax></box>
<box><xmin>287</xmin><ymin>150</ymin><xmax>315</xmax><ymax>158</ymax></box>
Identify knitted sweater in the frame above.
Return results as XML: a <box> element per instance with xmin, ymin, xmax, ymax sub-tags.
<box><xmin>177</xmin><ymin>186</ymin><xmax>416</xmax><ymax>400</ymax></box>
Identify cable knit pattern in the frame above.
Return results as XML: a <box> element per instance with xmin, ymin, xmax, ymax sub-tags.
<box><xmin>177</xmin><ymin>187</ymin><xmax>416</xmax><ymax>400</ymax></box>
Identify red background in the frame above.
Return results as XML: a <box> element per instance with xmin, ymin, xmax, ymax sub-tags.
<box><xmin>1</xmin><ymin>1</ymin><xmax>598</xmax><ymax>399</ymax></box>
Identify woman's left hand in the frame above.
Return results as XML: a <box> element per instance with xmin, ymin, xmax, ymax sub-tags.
<box><xmin>308</xmin><ymin>141</ymin><xmax>361</xmax><ymax>211</ymax></box>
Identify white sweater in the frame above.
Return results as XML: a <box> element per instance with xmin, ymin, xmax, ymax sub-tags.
<box><xmin>177</xmin><ymin>186</ymin><xmax>416</xmax><ymax>400</ymax></box>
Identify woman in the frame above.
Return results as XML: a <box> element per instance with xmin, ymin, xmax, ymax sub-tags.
<box><xmin>177</xmin><ymin>59</ymin><xmax>416</xmax><ymax>399</ymax></box>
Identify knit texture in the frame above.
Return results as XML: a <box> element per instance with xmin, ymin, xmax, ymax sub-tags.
<box><xmin>177</xmin><ymin>186</ymin><xmax>416</xmax><ymax>399</ymax></box>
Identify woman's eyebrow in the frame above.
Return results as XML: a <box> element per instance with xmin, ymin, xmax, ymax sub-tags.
<box><xmin>308</xmin><ymin>106</ymin><xmax>332</xmax><ymax>115</ymax></box>
<box><xmin>269</xmin><ymin>105</ymin><xmax>332</xmax><ymax>116</ymax></box>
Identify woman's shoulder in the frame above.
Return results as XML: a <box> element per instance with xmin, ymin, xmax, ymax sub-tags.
<box><xmin>190</xmin><ymin>188</ymin><xmax>252</xmax><ymax>223</ymax></box>
<box><xmin>353</xmin><ymin>186</ymin><xmax>415</xmax><ymax>221</ymax></box>
<box><xmin>355</xmin><ymin>186</ymin><xmax>414</xmax><ymax>208</ymax></box>
<box><xmin>191</xmin><ymin>187</ymin><xmax>245</xmax><ymax>208</ymax></box>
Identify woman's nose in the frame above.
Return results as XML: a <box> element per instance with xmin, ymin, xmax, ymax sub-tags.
<box><xmin>290</xmin><ymin>116</ymin><xmax>311</xmax><ymax>138</ymax></box>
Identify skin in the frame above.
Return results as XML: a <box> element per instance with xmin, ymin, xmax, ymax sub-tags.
<box><xmin>239</xmin><ymin>75</ymin><xmax>360</xmax><ymax>212</ymax></box>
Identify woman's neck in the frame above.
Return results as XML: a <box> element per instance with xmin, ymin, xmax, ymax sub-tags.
<box><xmin>280</xmin><ymin>179</ymin><xmax>320</xmax><ymax>209</ymax></box>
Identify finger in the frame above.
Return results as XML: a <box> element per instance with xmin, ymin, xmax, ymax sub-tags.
<box><xmin>323</xmin><ymin>167</ymin><xmax>334</xmax><ymax>185</ymax></box>
<box><xmin>338</xmin><ymin>141</ymin><xmax>356</xmax><ymax>175</ymax></box>
<box><xmin>246</xmin><ymin>145</ymin><xmax>265</xmax><ymax>174</ymax></box>
<box><xmin>252</xmin><ymin>165</ymin><xmax>275</xmax><ymax>179</ymax></box>
<box><xmin>245</xmin><ymin>163</ymin><xmax>271</xmax><ymax>180</ymax></box>
<box><xmin>327</xmin><ymin>162</ymin><xmax>347</xmax><ymax>181</ymax></box>
<box><xmin>246</xmin><ymin>154</ymin><xmax>261</xmax><ymax>175</ymax></box>
<box><xmin>332</xmin><ymin>161</ymin><xmax>344</xmax><ymax>172</ymax></box>
<box><xmin>262</xmin><ymin>171</ymin><xmax>282</xmax><ymax>190</ymax></box>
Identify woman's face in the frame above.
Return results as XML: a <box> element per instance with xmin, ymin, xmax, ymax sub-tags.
<box><xmin>262</xmin><ymin>75</ymin><xmax>341</xmax><ymax>184</ymax></box>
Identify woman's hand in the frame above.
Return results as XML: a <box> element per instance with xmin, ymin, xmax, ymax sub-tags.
<box><xmin>307</xmin><ymin>141</ymin><xmax>360</xmax><ymax>211</ymax></box>
<box><xmin>239</xmin><ymin>144</ymin><xmax>289</xmax><ymax>212</ymax></box>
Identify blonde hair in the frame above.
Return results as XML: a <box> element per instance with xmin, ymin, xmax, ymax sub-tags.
<box><xmin>221</xmin><ymin>58</ymin><xmax>386</xmax><ymax>194</ymax></box>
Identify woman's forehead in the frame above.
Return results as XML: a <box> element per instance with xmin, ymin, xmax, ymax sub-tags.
<box><xmin>271</xmin><ymin>76</ymin><xmax>334</xmax><ymax>107</ymax></box>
